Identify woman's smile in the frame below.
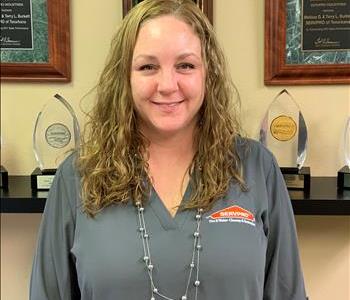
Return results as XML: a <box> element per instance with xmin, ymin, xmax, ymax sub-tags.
<box><xmin>150</xmin><ymin>99</ymin><xmax>185</xmax><ymax>113</ymax></box>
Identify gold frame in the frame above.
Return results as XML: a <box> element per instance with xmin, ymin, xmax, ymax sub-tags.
<box><xmin>1</xmin><ymin>0</ymin><xmax>71</xmax><ymax>82</ymax></box>
<box><xmin>265</xmin><ymin>0</ymin><xmax>350</xmax><ymax>85</ymax></box>
<box><xmin>122</xmin><ymin>0</ymin><xmax>213</xmax><ymax>24</ymax></box>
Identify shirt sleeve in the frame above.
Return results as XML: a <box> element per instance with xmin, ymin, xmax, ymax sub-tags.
<box><xmin>263</xmin><ymin>156</ymin><xmax>307</xmax><ymax>300</ymax></box>
<box><xmin>30</xmin><ymin>160</ymin><xmax>80</xmax><ymax>300</ymax></box>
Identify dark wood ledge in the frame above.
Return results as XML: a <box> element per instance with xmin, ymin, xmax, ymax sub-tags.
<box><xmin>1</xmin><ymin>176</ymin><xmax>350</xmax><ymax>215</ymax></box>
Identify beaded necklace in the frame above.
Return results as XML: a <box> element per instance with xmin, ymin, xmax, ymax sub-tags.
<box><xmin>136</xmin><ymin>201</ymin><xmax>203</xmax><ymax>300</ymax></box>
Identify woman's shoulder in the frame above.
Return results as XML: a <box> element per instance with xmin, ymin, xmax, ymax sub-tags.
<box><xmin>234</xmin><ymin>135</ymin><xmax>277</xmax><ymax>179</ymax></box>
<box><xmin>235</xmin><ymin>136</ymin><xmax>274</xmax><ymax>162</ymax></box>
<box><xmin>44</xmin><ymin>151</ymin><xmax>81</xmax><ymax>220</ymax></box>
<box><xmin>56</xmin><ymin>151</ymin><xmax>81</xmax><ymax>183</ymax></box>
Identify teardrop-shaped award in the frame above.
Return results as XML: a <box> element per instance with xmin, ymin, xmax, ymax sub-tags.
<box><xmin>260</xmin><ymin>89</ymin><xmax>310</xmax><ymax>190</ymax></box>
<box><xmin>31</xmin><ymin>94</ymin><xmax>80</xmax><ymax>190</ymax></box>
<box><xmin>337</xmin><ymin>117</ymin><xmax>350</xmax><ymax>190</ymax></box>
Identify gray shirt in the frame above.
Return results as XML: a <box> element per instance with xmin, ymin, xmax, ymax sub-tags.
<box><xmin>30</xmin><ymin>138</ymin><xmax>307</xmax><ymax>299</ymax></box>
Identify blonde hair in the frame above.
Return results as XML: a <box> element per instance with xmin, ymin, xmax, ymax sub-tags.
<box><xmin>77</xmin><ymin>0</ymin><xmax>245</xmax><ymax>217</ymax></box>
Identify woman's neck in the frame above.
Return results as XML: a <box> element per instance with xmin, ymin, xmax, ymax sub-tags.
<box><xmin>150</xmin><ymin>135</ymin><xmax>194</xmax><ymax>159</ymax></box>
<box><xmin>143</xmin><ymin>128</ymin><xmax>197</xmax><ymax>216</ymax></box>
<box><xmin>141</xmin><ymin>124</ymin><xmax>197</xmax><ymax>163</ymax></box>
<box><xmin>136</xmin><ymin>123</ymin><xmax>197</xmax><ymax>215</ymax></box>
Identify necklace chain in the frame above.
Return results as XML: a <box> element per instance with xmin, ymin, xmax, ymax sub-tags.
<box><xmin>136</xmin><ymin>201</ymin><xmax>203</xmax><ymax>300</ymax></box>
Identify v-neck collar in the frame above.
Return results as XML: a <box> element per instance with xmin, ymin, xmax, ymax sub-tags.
<box><xmin>149</xmin><ymin>182</ymin><xmax>192</xmax><ymax>231</ymax></box>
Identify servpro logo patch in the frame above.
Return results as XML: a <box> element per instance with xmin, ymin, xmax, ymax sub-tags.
<box><xmin>206</xmin><ymin>205</ymin><xmax>256</xmax><ymax>227</ymax></box>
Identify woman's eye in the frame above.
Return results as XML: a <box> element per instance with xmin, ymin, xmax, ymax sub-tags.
<box><xmin>139</xmin><ymin>64</ymin><xmax>156</xmax><ymax>71</ymax></box>
<box><xmin>177</xmin><ymin>63</ymin><xmax>195</xmax><ymax>70</ymax></box>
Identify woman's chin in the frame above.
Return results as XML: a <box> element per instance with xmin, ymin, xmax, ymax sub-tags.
<box><xmin>147</xmin><ymin>122</ymin><xmax>195</xmax><ymax>137</ymax></box>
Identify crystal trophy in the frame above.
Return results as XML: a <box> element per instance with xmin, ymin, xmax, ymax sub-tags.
<box><xmin>260</xmin><ymin>89</ymin><xmax>310</xmax><ymax>190</ymax></box>
<box><xmin>31</xmin><ymin>94</ymin><xmax>80</xmax><ymax>190</ymax></box>
<box><xmin>0</xmin><ymin>137</ymin><xmax>8</xmax><ymax>190</ymax></box>
<box><xmin>337</xmin><ymin>117</ymin><xmax>350</xmax><ymax>190</ymax></box>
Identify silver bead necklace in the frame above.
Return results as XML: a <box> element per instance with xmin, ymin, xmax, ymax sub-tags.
<box><xmin>136</xmin><ymin>201</ymin><xmax>203</xmax><ymax>300</ymax></box>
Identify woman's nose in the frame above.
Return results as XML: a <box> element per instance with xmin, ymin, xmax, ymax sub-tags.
<box><xmin>157</xmin><ymin>69</ymin><xmax>178</xmax><ymax>94</ymax></box>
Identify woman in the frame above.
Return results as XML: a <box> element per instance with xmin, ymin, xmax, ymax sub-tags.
<box><xmin>30</xmin><ymin>0</ymin><xmax>307</xmax><ymax>299</ymax></box>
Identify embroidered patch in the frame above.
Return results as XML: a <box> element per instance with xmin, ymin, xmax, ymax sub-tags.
<box><xmin>206</xmin><ymin>205</ymin><xmax>256</xmax><ymax>226</ymax></box>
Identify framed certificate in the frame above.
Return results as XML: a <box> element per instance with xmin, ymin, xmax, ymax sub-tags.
<box><xmin>0</xmin><ymin>0</ymin><xmax>70</xmax><ymax>82</ymax></box>
<box><xmin>122</xmin><ymin>0</ymin><xmax>213</xmax><ymax>24</ymax></box>
<box><xmin>265</xmin><ymin>0</ymin><xmax>350</xmax><ymax>85</ymax></box>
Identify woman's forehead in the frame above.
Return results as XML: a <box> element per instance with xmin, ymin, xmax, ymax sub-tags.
<box><xmin>133</xmin><ymin>15</ymin><xmax>202</xmax><ymax>56</ymax></box>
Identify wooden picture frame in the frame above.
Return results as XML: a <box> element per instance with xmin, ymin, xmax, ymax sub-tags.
<box><xmin>265</xmin><ymin>0</ymin><xmax>350</xmax><ymax>85</ymax></box>
<box><xmin>1</xmin><ymin>0</ymin><xmax>71</xmax><ymax>82</ymax></box>
<box><xmin>122</xmin><ymin>0</ymin><xmax>213</xmax><ymax>24</ymax></box>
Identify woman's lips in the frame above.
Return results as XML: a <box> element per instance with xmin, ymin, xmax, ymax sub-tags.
<box><xmin>151</xmin><ymin>100</ymin><xmax>184</xmax><ymax>112</ymax></box>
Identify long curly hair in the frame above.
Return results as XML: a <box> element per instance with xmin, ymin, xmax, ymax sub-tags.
<box><xmin>77</xmin><ymin>0</ymin><xmax>245</xmax><ymax>217</ymax></box>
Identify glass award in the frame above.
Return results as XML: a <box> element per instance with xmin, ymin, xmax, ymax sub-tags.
<box><xmin>259</xmin><ymin>89</ymin><xmax>310</xmax><ymax>190</ymax></box>
<box><xmin>337</xmin><ymin>117</ymin><xmax>350</xmax><ymax>190</ymax></box>
<box><xmin>31</xmin><ymin>94</ymin><xmax>80</xmax><ymax>190</ymax></box>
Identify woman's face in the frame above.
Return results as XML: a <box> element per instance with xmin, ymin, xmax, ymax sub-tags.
<box><xmin>130</xmin><ymin>15</ymin><xmax>205</xmax><ymax>138</ymax></box>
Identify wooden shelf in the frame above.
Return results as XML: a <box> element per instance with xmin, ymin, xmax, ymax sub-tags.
<box><xmin>1</xmin><ymin>176</ymin><xmax>47</xmax><ymax>213</ymax></box>
<box><xmin>289</xmin><ymin>177</ymin><xmax>350</xmax><ymax>215</ymax></box>
<box><xmin>1</xmin><ymin>176</ymin><xmax>350</xmax><ymax>215</ymax></box>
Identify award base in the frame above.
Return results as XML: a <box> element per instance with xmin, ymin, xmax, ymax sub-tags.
<box><xmin>31</xmin><ymin>168</ymin><xmax>56</xmax><ymax>190</ymax></box>
<box><xmin>0</xmin><ymin>165</ymin><xmax>9</xmax><ymax>190</ymax></box>
<box><xmin>337</xmin><ymin>166</ymin><xmax>350</xmax><ymax>190</ymax></box>
<box><xmin>281</xmin><ymin>167</ymin><xmax>310</xmax><ymax>191</ymax></box>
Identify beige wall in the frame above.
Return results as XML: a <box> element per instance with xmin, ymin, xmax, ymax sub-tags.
<box><xmin>1</xmin><ymin>0</ymin><xmax>349</xmax><ymax>299</ymax></box>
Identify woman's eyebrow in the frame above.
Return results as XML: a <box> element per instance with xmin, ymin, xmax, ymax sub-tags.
<box><xmin>133</xmin><ymin>53</ymin><xmax>201</xmax><ymax>62</ymax></box>
<box><xmin>133</xmin><ymin>54</ymin><xmax>158</xmax><ymax>62</ymax></box>
<box><xmin>176</xmin><ymin>52</ymin><xmax>201</xmax><ymax>60</ymax></box>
